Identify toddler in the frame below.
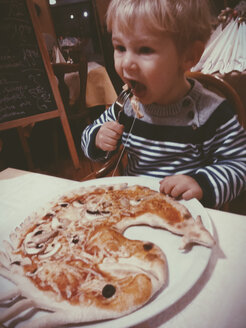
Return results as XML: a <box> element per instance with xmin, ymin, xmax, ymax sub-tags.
<box><xmin>81</xmin><ymin>0</ymin><xmax>246</xmax><ymax>209</ymax></box>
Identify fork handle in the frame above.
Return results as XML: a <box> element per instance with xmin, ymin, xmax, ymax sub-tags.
<box><xmin>105</xmin><ymin>151</ymin><xmax>111</xmax><ymax>160</ymax></box>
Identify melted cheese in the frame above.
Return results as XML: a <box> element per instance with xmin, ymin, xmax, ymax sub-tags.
<box><xmin>17</xmin><ymin>184</ymin><xmax>192</xmax><ymax>304</ymax></box>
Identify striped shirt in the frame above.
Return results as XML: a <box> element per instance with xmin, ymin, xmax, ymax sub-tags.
<box><xmin>81</xmin><ymin>79</ymin><xmax>246</xmax><ymax>209</ymax></box>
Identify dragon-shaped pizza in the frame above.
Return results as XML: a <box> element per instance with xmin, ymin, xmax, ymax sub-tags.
<box><xmin>0</xmin><ymin>183</ymin><xmax>215</xmax><ymax>327</ymax></box>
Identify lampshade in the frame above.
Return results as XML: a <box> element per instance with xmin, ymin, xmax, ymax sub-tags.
<box><xmin>192</xmin><ymin>1</ymin><xmax>246</xmax><ymax>75</ymax></box>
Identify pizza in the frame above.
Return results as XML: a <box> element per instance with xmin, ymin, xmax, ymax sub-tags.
<box><xmin>123</xmin><ymin>84</ymin><xmax>143</xmax><ymax>118</ymax></box>
<box><xmin>130</xmin><ymin>94</ymin><xmax>143</xmax><ymax>118</ymax></box>
<box><xmin>0</xmin><ymin>183</ymin><xmax>215</xmax><ymax>327</ymax></box>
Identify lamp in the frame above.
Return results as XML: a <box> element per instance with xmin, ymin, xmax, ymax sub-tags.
<box><xmin>192</xmin><ymin>1</ymin><xmax>246</xmax><ymax>75</ymax></box>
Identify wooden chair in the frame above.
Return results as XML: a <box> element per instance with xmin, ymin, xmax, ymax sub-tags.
<box><xmin>51</xmin><ymin>57</ymin><xmax>92</xmax><ymax>157</ymax></box>
<box><xmin>186</xmin><ymin>71</ymin><xmax>246</xmax><ymax>129</ymax></box>
<box><xmin>52</xmin><ymin>56</ymin><xmax>90</xmax><ymax>121</ymax></box>
<box><xmin>84</xmin><ymin>72</ymin><xmax>246</xmax><ymax>213</ymax></box>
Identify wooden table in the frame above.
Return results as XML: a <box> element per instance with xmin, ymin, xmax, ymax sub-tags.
<box><xmin>64</xmin><ymin>62</ymin><xmax>117</xmax><ymax>108</ymax></box>
<box><xmin>0</xmin><ymin>168</ymin><xmax>246</xmax><ymax>328</ymax></box>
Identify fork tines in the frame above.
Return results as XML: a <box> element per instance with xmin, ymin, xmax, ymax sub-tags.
<box><xmin>115</xmin><ymin>89</ymin><xmax>132</xmax><ymax>108</ymax></box>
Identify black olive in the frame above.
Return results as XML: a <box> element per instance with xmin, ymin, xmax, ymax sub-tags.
<box><xmin>60</xmin><ymin>203</ymin><xmax>68</xmax><ymax>207</ymax></box>
<box><xmin>11</xmin><ymin>261</ymin><xmax>21</xmax><ymax>265</ymax></box>
<box><xmin>86</xmin><ymin>210</ymin><xmax>101</xmax><ymax>215</ymax></box>
<box><xmin>72</xmin><ymin>235</ymin><xmax>79</xmax><ymax>244</ymax></box>
<box><xmin>102</xmin><ymin>284</ymin><xmax>116</xmax><ymax>298</ymax></box>
<box><xmin>143</xmin><ymin>243</ymin><xmax>153</xmax><ymax>251</ymax></box>
<box><xmin>34</xmin><ymin>230</ymin><xmax>43</xmax><ymax>236</ymax></box>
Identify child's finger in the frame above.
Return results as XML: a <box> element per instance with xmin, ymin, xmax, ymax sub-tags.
<box><xmin>159</xmin><ymin>177</ymin><xmax>175</xmax><ymax>195</ymax></box>
<box><xmin>182</xmin><ymin>189</ymin><xmax>194</xmax><ymax>200</ymax></box>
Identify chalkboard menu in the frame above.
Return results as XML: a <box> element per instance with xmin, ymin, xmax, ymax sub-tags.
<box><xmin>0</xmin><ymin>0</ymin><xmax>80</xmax><ymax>169</ymax></box>
<box><xmin>0</xmin><ymin>0</ymin><xmax>57</xmax><ymax>124</ymax></box>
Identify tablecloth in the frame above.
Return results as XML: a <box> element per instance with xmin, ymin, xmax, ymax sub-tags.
<box><xmin>0</xmin><ymin>169</ymin><xmax>246</xmax><ymax>327</ymax></box>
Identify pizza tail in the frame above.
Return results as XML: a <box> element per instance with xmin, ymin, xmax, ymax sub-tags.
<box><xmin>179</xmin><ymin>216</ymin><xmax>216</xmax><ymax>250</ymax></box>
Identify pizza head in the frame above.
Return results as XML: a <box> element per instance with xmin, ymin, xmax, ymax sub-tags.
<box><xmin>0</xmin><ymin>183</ymin><xmax>214</xmax><ymax>327</ymax></box>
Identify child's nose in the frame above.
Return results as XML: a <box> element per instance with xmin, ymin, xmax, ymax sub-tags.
<box><xmin>122</xmin><ymin>52</ymin><xmax>137</xmax><ymax>71</ymax></box>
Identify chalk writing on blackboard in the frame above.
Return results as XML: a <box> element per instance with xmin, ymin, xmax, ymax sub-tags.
<box><xmin>0</xmin><ymin>0</ymin><xmax>57</xmax><ymax>124</ymax></box>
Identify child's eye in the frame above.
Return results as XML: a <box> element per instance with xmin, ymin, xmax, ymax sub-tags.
<box><xmin>114</xmin><ymin>45</ymin><xmax>126</xmax><ymax>52</ymax></box>
<box><xmin>139</xmin><ymin>47</ymin><xmax>154</xmax><ymax>54</ymax></box>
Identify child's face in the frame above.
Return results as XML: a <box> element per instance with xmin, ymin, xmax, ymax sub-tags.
<box><xmin>112</xmin><ymin>18</ymin><xmax>190</xmax><ymax>105</ymax></box>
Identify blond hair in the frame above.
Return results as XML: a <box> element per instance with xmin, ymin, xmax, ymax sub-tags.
<box><xmin>106</xmin><ymin>0</ymin><xmax>212</xmax><ymax>50</ymax></box>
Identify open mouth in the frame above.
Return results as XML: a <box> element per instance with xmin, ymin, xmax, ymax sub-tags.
<box><xmin>127</xmin><ymin>80</ymin><xmax>147</xmax><ymax>98</ymax></box>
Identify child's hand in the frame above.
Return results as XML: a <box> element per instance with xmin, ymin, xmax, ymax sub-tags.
<box><xmin>159</xmin><ymin>174</ymin><xmax>203</xmax><ymax>201</ymax></box>
<box><xmin>95</xmin><ymin>121</ymin><xmax>124</xmax><ymax>152</ymax></box>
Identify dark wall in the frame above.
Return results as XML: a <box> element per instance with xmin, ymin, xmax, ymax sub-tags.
<box><xmin>50</xmin><ymin>1</ymin><xmax>100</xmax><ymax>53</ymax></box>
<box><xmin>209</xmin><ymin>0</ymin><xmax>243</xmax><ymax>14</ymax></box>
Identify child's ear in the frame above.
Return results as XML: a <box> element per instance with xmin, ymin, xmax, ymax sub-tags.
<box><xmin>182</xmin><ymin>41</ymin><xmax>205</xmax><ymax>71</ymax></box>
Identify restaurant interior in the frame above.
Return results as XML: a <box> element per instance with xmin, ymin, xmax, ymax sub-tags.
<box><xmin>0</xmin><ymin>0</ymin><xmax>245</xmax><ymax>214</ymax></box>
<box><xmin>0</xmin><ymin>2</ymin><xmax>246</xmax><ymax>327</ymax></box>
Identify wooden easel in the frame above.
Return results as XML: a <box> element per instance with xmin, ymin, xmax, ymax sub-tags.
<box><xmin>0</xmin><ymin>0</ymin><xmax>80</xmax><ymax>169</ymax></box>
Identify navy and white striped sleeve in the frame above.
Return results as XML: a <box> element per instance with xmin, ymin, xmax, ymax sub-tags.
<box><xmin>81</xmin><ymin>105</ymin><xmax>117</xmax><ymax>160</ymax></box>
<box><xmin>192</xmin><ymin>105</ymin><xmax>246</xmax><ymax>208</ymax></box>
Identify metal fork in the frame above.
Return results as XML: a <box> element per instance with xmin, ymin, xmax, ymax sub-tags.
<box><xmin>105</xmin><ymin>88</ymin><xmax>132</xmax><ymax>159</ymax></box>
<box><xmin>114</xmin><ymin>88</ymin><xmax>132</xmax><ymax>121</ymax></box>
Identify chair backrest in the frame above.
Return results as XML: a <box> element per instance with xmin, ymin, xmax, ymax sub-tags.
<box><xmin>186</xmin><ymin>71</ymin><xmax>246</xmax><ymax>129</ymax></box>
<box><xmin>52</xmin><ymin>56</ymin><xmax>88</xmax><ymax>112</ymax></box>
